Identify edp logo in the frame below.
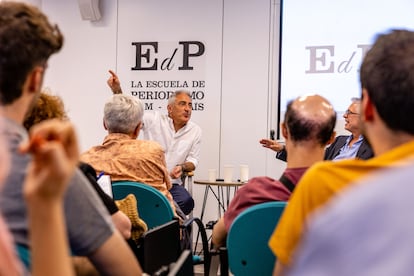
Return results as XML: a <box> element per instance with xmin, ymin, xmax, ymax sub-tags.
<box><xmin>131</xmin><ymin>41</ymin><xmax>205</xmax><ymax>71</ymax></box>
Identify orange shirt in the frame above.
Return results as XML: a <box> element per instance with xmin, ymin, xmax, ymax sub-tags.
<box><xmin>80</xmin><ymin>133</ymin><xmax>175</xmax><ymax>211</ymax></box>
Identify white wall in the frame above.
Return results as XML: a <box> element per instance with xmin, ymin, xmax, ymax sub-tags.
<box><xmin>39</xmin><ymin>0</ymin><xmax>285</xmax><ymax>229</ymax></box>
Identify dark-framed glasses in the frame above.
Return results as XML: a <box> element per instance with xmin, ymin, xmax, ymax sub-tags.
<box><xmin>344</xmin><ymin>109</ymin><xmax>359</xmax><ymax>115</ymax></box>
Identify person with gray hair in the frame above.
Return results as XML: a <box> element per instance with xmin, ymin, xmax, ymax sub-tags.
<box><xmin>261</xmin><ymin>98</ymin><xmax>374</xmax><ymax>161</ymax></box>
<box><xmin>107</xmin><ymin>70</ymin><xmax>201</xmax><ymax>215</ymax></box>
<box><xmin>104</xmin><ymin>93</ymin><xmax>144</xmax><ymax>134</ymax></box>
<box><xmin>81</xmin><ymin>94</ymin><xmax>178</xmax><ymax>216</ymax></box>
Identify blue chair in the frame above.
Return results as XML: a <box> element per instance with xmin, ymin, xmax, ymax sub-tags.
<box><xmin>112</xmin><ymin>181</ymin><xmax>175</xmax><ymax>229</ymax></box>
<box><xmin>112</xmin><ymin>180</ymin><xmax>211</xmax><ymax>273</ymax></box>
<box><xmin>226</xmin><ymin>201</ymin><xmax>287</xmax><ymax>276</ymax></box>
<box><xmin>16</xmin><ymin>243</ymin><xmax>31</xmax><ymax>270</ymax></box>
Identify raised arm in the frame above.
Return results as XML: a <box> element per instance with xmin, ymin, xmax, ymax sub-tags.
<box><xmin>107</xmin><ymin>69</ymin><xmax>123</xmax><ymax>94</ymax></box>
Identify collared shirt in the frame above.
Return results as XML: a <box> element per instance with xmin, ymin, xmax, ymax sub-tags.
<box><xmin>141</xmin><ymin>111</ymin><xmax>202</xmax><ymax>183</ymax></box>
<box><xmin>332</xmin><ymin>135</ymin><xmax>363</xmax><ymax>161</ymax></box>
<box><xmin>80</xmin><ymin>133</ymin><xmax>174</xmax><ymax>207</ymax></box>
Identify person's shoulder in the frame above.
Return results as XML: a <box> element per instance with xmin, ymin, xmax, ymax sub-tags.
<box><xmin>297</xmin><ymin>159</ymin><xmax>359</xmax><ymax>187</ymax></box>
<box><xmin>139</xmin><ymin>139</ymin><xmax>164</xmax><ymax>151</ymax></box>
<box><xmin>186</xmin><ymin>120</ymin><xmax>201</xmax><ymax>128</ymax></box>
<box><xmin>79</xmin><ymin>146</ymin><xmax>99</xmax><ymax>161</ymax></box>
<box><xmin>247</xmin><ymin>176</ymin><xmax>276</xmax><ymax>185</ymax></box>
<box><xmin>70</xmin><ymin>167</ymin><xmax>92</xmax><ymax>185</ymax></box>
<box><xmin>334</xmin><ymin>135</ymin><xmax>349</xmax><ymax>142</ymax></box>
<box><xmin>307</xmin><ymin>164</ymin><xmax>407</xmax><ymax>231</ymax></box>
<box><xmin>300</xmin><ymin>160</ymin><xmax>334</xmax><ymax>176</ymax></box>
<box><xmin>78</xmin><ymin>162</ymin><xmax>97</xmax><ymax>177</ymax></box>
<box><xmin>67</xmin><ymin>168</ymin><xmax>113</xmax><ymax>211</ymax></box>
<box><xmin>307</xmin><ymin>158</ymin><xmax>362</xmax><ymax>173</ymax></box>
<box><xmin>349</xmin><ymin>162</ymin><xmax>414</xmax><ymax>204</ymax></box>
<box><xmin>187</xmin><ymin>121</ymin><xmax>202</xmax><ymax>135</ymax></box>
<box><xmin>294</xmin><ymin>159</ymin><xmax>368</xmax><ymax>206</ymax></box>
<box><xmin>241</xmin><ymin>176</ymin><xmax>282</xmax><ymax>191</ymax></box>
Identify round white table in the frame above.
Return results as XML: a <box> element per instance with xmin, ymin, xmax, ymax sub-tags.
<box><xmin>194</xmin><ymin>179</ymin><xmax>245</xmax><ymax>220</ymax></box>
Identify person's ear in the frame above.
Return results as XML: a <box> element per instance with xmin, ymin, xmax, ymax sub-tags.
<box><xmin>27</xmin><ymin>66</ymin><xmax>45</xmax><ymax>94</ymax></box>
<box><xmin>281</xmin><ymin>122</ymin><xmax>288</xmax><ymax>139</ymax></box>
<box><xmin>167</xmin><ymin>104</ymin><xmax>172</xmax><ymax>115</ymax></box>
<box><xmin>133</xmin><ymin>122</ymin><xmax>142</xmax><ymax>138</ymax></box>
<box><xmin>103</xmin><ymin>119</ymin><xmax>108</xmax><ymax>130</ymax></box>
<box><xmin>361</xmin><ymin>89</ymin><xmax>374</xmax><ymax>122</ymax></box>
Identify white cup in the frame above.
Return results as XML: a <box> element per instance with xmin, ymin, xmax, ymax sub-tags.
<box><xmin>208</xmin><ymin>169</ymin><xmax>217</xmax><ymax>182</ymax></box>
<box><xmin>223</xmin><ymin>165</ymin><xmax>234</xmax><ymax>183</ymax></box>
<box><xmin>240</xmin><ymin>164</ymin><xmax>249</xmax><ymax>182</ymax></box>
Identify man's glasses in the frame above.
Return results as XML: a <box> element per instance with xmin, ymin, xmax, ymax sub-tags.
<box><xmin>344</xmin><ymin>109</ymin><xmax>359</xmax><ymax>115</ymax></box>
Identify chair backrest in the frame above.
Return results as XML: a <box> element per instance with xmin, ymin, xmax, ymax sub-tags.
<box><xmin>167</xmin><ymin>249</ymin><xmax>194</xmax><ymax>276</ymax></box>
<box><xmin>16</xmin><ymin>243</ymin><xmax>31</xmax><ymax>270</ymax></box>
<box><xmin>137</xmin><ymin>219</ymin><xmax>182</xmax><ymax>275</ymax></box>
<box><xmin>152</xmin><ymin>250</ymin><xmax>194</xmax><ymax>276</ymax></box>
<box><xmin>112</xmin><ymin>181</ymin><xmax>174</xmax><ymax>229</ymax></box>
<box><xmin>226</xmin><ymin>201</ymin><xmax>287</xmax><ymax>276</ymax></box>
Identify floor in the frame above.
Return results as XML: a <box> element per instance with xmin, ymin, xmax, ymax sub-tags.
<box><xmin>194</xmin><ymin>263</ymin><xmax>204</xmax><ymax>275</ymax></box>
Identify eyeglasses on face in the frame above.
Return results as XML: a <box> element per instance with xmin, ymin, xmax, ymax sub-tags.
<box><xmin>344</xmin><ymin>109</ymin><xmax>359</xmax><ymax>115</ymax></box>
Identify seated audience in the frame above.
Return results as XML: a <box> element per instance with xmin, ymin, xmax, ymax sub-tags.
<box><xmin>211</xmin><ymin>94</ymin><xmax>337</xmax><ymax>247</ymax></box>
<box><xmin>269</xmin><ymin>29</ymin><xmax>414</xmax><ymax>276</ymax></box>
<box><xmin>80</xmin><ymin>94</ymin><xmax>180</xmax><ymax>217</ymax></box>
<box><xmin>0</xmin><ymin>2</ymin><xmax>141</xmax><ymax>275</ymax></box>
<box><xmin>23</xmin><ymin>91</ymin><xmax>132</xmax><ymax>239</ymax></box>
<box><xmin>260</xmin><ymin>98</ymin><xmax>374</xmax><ymax>161</ymax></box>
<box><xmin>288</xmin><ymin>160</ymin><xmax>414</xmax><ymax>276</ymax></box>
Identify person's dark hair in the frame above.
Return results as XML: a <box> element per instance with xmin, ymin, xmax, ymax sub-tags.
<box><xmin>360</xmin><ymin>29</ymin><xmax>414</xmax><ymax>134</ymax></box>
<box><xmin>285</xmin><ymin>100</ymin><xmax>336</xmax><ymax>145</ymax></box>
<box><xmin>0</xmin><ymin>2</ymin><xmax>63</xmax><ymax>105</ymax></box>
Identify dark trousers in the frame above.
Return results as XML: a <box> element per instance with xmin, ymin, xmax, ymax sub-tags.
<box><xmin>170</xmin><ymin>184</ymin><xmax>194</xmax><ymax>215</ymax></box>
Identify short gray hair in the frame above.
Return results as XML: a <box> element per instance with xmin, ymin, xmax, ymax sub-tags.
<box><xmin>104</xmin><ymin>94</ymin><xmax>144</xmax><ymax>134</ymax></box>
<box><xmin>167</xmin><ymin>90</ymin><xmax>191</xmax><ymax>105</ymax></box>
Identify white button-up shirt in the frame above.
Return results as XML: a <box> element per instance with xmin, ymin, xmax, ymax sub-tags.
<box><xmin>141</xmin><ymin>111</ymin><xmax>202</xmax><ymax>183</ymax></box>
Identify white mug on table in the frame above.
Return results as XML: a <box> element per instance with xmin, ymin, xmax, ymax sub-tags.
<box><xmin>240</xmin><ymin>164</ymin><xmax>249</xmax><ymax>182</ymax></box>
<box><xmin>208</xmin><ymin>169</ymin><xmax>217</xmax><ymax>182</ymax></box>
<box><xmin>223</xmin><ymin>165</ymin><xmax>234</xmax><ymax>182</ymax></box>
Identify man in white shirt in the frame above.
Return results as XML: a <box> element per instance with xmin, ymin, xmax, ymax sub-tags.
<box><xmin>107</xmin><ymin>70</ymin><xmax>201</xmax><ymax>215</ymax></box>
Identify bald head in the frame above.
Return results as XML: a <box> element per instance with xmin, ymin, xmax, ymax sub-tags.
<box><xmin>285</xmin><ymin>94</ymin><xmax>336</xmax><ymax>145</ymax></box>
